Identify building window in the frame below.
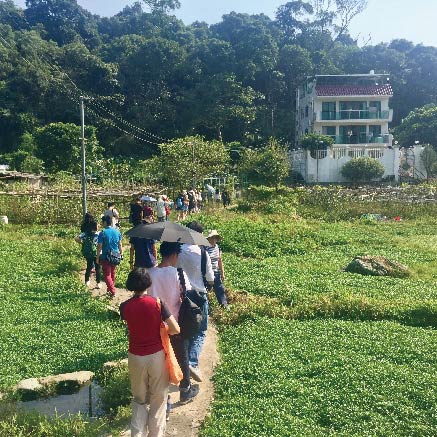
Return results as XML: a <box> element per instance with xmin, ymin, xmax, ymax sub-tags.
<box><xmin>368</xmin><ymin>125</ymin><xmax>382</xmax><ymax>143</ymax></box>
<box><xmin>368</xmin><ymin>101</ymin><xmax>381</xmax><ymax>118</ymax></box>
<box><xmin>305</xmin><ymin>128</ymin><xmax>308</xmax><ymax>135</ymax></box>
<box><xmin>322</xmin><ymin>102</ymin><xmax>336</xmax><ymax>120</ymax></box>
<box><xmin>305</xmin><ymin>105</ymin><xmax>309</xmax><ymax>117</ymax></box>
<box><xmin>339</xmin><ymin>126</ymin><xmax>366</xmax><ymax>144</ymax></box>
<box><xmin>339</xmin><ymin>101</ymin><xmax>366</xmax><ymax>119</ymax></box>
<box><xmin>322</xmin><ymin>126</ymin><xmax>336</xmax><ymax>141</ymax></box>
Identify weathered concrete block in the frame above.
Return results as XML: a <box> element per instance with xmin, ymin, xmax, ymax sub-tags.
<box><xmin>39</xmin><ymin>371</ymin><xmax>94</xmax><ymax>395</ymax></box>
<box><xmin>15</xmin><ymin>378</ymin><xmax>44</xmax><ymax>400</ymax></box>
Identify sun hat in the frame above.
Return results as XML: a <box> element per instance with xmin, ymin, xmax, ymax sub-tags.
<box><xmin>207</xmin><ymin>229</ymin><xmax>222</xmax><ymax>240</ymax></box>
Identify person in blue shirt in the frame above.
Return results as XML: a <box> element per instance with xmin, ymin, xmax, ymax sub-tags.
<box><xmin>96</xmin><ymin>215</ymin><xmax>123</xmax><ymax>297</ymax></box>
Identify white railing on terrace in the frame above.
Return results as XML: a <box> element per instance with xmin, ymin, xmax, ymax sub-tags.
<box><xmin>293</xmin><ymin>146</ymin><xmax>389</xmax><ymax>161</ymax></box>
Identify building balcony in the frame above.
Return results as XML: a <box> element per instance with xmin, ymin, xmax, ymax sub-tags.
<box><xmin>326</xmin><ymin>134</ymin><xmax>391</xmax><ymax>145</ymax></box>
<box><xmin>317</xmin><ymin>109</ymin><xmax>392</xmax><ymax>122</ymax></box>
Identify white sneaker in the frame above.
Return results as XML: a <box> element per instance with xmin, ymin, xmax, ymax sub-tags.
<box><xmin>96</xmin><ymin>283</ymin><xmax>102</xmax><ymax>289</ymax></box>
<box><xmin>85</xmin><ymin>281</ymin><xmax>91</xmax><ymax>287</ymax></box>
<box><xmin>189</xmin><ymin>366</ymin><xmax>203</xmax><ymax>382</ymax></box>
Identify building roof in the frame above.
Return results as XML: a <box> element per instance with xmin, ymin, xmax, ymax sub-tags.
<box><xmin>315</xmin><ymin>84</ymin><xmax>393</xmax><ymax>96</ymax></box>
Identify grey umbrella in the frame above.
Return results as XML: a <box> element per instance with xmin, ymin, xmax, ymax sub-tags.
<box><xmin>125</xmin><ymin>221</ymin><xmax>211</xmax><ymax>246</ymax></box>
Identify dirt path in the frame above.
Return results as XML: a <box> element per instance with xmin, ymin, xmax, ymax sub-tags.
<box><xmin>82</xmin><ymin>270</ymin><xmax>219</xmax><ymax>436</ymax></box>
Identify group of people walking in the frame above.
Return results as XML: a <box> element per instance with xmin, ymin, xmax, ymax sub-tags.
<box><xmin>76</xmin><ymin>202</ymin><xmax>229</xmax><ymax>436</ymax></box>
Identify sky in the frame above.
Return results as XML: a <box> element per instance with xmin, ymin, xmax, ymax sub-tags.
<box><xmin>13</xmin><ymin>0</ymin><xmax>437</xmax><ymax>47</ymax></box>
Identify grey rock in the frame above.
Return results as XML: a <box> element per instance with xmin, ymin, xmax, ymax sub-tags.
<box><xmin>344</xmin><ymin>255</ymin><xmax>411</xmax><ymax>278</ymax></box>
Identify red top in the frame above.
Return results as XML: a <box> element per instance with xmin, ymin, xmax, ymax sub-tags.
<box><xmin>120</xmin><ymin>295</ymin><xmax>171</xmax><ymax>356</ymax></box>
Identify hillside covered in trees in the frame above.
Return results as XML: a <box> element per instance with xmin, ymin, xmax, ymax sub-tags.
<box><xmin>0</xmin><ymin>0</ymin><xmax>437</xmax><ymax>174</ymax></box>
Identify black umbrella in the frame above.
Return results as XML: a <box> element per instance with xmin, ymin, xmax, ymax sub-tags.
<box><xmin>125</xmin><ymin>221</ymin><xmax>211</xmax><ymax>246</ymax></box>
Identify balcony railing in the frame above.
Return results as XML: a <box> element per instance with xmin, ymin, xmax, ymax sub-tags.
<box><xmin>320</xmin><ymin>110</ymin><xmax>390</xmax><ymax>121</ymax></box>
<box><xmin>328</xmin><ymin>134</ymin><xmax>391</xmax><ymax>144</ymax></box>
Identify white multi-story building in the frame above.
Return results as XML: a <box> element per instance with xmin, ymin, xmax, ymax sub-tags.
<box><xmin>292</xmin><ymin>73</ymin><xmax>401</xmax><ymax>183</ymax></box>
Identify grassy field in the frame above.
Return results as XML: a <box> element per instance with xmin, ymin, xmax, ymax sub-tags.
<box><xmin>198</xmin><ymin>210</ymin><xmax>437</xmax><ymax>436</ymax></box>
<box><xmin>0</xmin><ymin>190</ymin><xmax>436</xmax><ymax>436</ymax></box>
<box><xmin>0</xmin><ymin>225</ymin><xmax>127</xmax><ymax>390</ymax></box>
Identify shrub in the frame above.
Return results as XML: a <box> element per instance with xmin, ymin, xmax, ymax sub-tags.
<box><xmin>341</xmin><ymin>157</ymin><xmax>385</xmax><ymax>182</ymax></box>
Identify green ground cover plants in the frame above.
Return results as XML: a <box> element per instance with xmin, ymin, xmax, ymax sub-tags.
<box><xmin>0</xmin><ymin>225</ymin><xmax>126</xmax><ymax>390</ymax></box>
<box><xmin>202</xmin><ymin>318</ymin><xmax>437</xmax><ymax>437</ymax></box>
<box><xmin>200</xmin><ymin>202</ymin><xmax>436</xmax><ymax>436</ymax></box>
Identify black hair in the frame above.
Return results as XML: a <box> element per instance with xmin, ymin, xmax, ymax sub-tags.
<box><xmin>81</xmin><ymin>213</ymin><xmax>97</xmax><ymax>233</ymax></box>
<box><xmin>186</xmin><ymin>221</ymin><xmax>203</xmax><ymax>233</ymax></box>
<box><xmin>159</xmin><ymin>242</ymin><xmax>182</xmax><ymax>258</ymax></box>
<box><xmin>126</xmin><ymin>268</ymin><xmax>152</xmax><ymax>292</ymax></box>
<box><xmin>101</xmin><ymin>215</ymin><xmax>112</xmax><ymax>226</ymax></box>
<box><xmin>107</xmin><ymin>202</ymin><xmax>115</xmax><ymax>207</ymax></box>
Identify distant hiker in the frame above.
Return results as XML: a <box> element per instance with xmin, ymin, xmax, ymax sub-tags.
<box><xmin>182</xmin><ymin>192</ymin><xmax>189</xmax><ymax>219</ymax></box>
<box><xmin>104</xmin><ymin>202</ymin><xmax>119</xmax><ymax>228</ymax></box>
<box><xmin>143</xmin><ymin>203</ymin><xmax>154</xmax><ymax>223</ymax></box>
<box><xmin>177</xmin><ymin>221</ymin><xmax>214</xmax><ymax>383</ymax></box>
<box><xmin>188</xmin><ymin>190</ymin><xmax>196</xmax><ymax>214</ymax></box>
<box><xmin>75</xmin><ymin>213</ymin><xmax>101</xmax><ymax>289</ymax></box>
<box><xmin>206</xmin><ymin>230</ymin><xmax>229</xmax><ymax>308</ymax></box>
<box><xmin>96</xmin><ymin>215</ymin><xmax>123</xmax><ymax>297</ymax></box>
<box><xmin>148</xmin><ymin>242</ymin><xmax>199</xmax><ymax>404</ymax></box>
<box><xmin>121</xmin><ymin>268</ymin><xmax>180</xmax><ymax>437</ymax></box>
<box><xmin>164</xmin><ymin>197</ymin><xmax>171</xmax><ymax>221</ymax></box>
<box><xmin>130</xmin><ymin>197</ymin><xmax>143</xmax><ymax>226</ymax></box>
<box><xmin>214</xmin><ymin>189</ymin><xmax>221</xmax><ymax>207</ymax></box>
<box><xmin>222</xmin><ymin>189</ymin><xmax>230</xmax><ymax>207</ymax></box>
<box><xmin>156</xmin><ymin>195</ymin><xmax>166</xmax><ymax>222</ymax></box>
<box><xmin>175</xmin><ymin>193</ymin><xmax>184</xmax><ymax>221</ymax></box>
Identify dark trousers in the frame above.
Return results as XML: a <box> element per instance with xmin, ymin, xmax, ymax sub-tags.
<box><xmin>170</xmin><ymin>335</ymin><xmax>190</xmax><ymax>390</ymax></box>
<box><xmin>85</xmin><ymin>257</ymin><xmax>101</xmax><ymax>283</ymax></box>
<box><xmin>213</xmin><ymin>271</ymin><xmax>228</xmax><ymax>306</ymax></box>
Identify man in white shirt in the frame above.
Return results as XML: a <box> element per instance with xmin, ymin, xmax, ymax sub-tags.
<box><xmin>177</xmin><ymin>221</ymin><xmax>214</xmax><ymax>382</ymax></box>
<box><xmin>148</xmin><ymin>242</ymin><xmax>199</xmax><ymax>404</ymax></box>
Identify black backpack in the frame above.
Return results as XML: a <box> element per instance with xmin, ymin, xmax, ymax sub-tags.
<box><xmin>177</xmin><ymin>268</ymin><xmax>204</xmax><ymax>339</ymax></box>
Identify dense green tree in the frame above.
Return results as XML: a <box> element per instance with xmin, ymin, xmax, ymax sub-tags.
<box><xmin>25</xmin><ymin>0</ymin><xmax>100</xmax><ymax>48</ymax></box>
<box><xmin>157</xmin><ymin>136</ymin><xmax>229</xmax><ymax>190</ymax></box>
<box><xmin>300</xmin><ymin>133</ymin><xmax>334</xmax><ymax>150</ymax></box>
<box><xmin>420</xmin><ymin>144</ymin><xmax>437</xmax><ymax>181</ymax></box>
<box><xmin>33</xmin><ymin>122</ymin><xmax>101</xmax><ymax>173</ymax></box>
<box><xmin>393</xmin><ymin>105</ymin><xmax>437</xmax><ymax>149</ymax></box>
<box><xmin>0</xmin><ymin>0</ymin><xmax>436</xmax><ymax>172</ymax></box>
<box><xmin>240</xmin><ymin>138</ymin><xmax>290</xmax><ymax>187</ymax></box>
<box><xmin>142</xmin><ymin>0</ymin><xmax>181</xmax><ymax>14</ymax></box>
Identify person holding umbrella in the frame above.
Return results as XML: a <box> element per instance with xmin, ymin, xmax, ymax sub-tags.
<box><xmin>125</xmin><ymin>221</ymin><xmax>213</xmax><ymax>383</ymax></box>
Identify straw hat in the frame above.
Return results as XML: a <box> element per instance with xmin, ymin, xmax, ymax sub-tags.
<box><xmin>207</xmin><ymin>229</ymin><xmax>222</xmax><ymax>240</ymax></box>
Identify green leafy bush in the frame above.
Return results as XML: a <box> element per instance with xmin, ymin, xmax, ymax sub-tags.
<box><xmin>341</xmin><ymin>157</ymin><xmax>385</xmax><ymax>182</ymax></box>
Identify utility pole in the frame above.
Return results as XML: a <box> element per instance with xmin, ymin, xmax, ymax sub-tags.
<box><xmin>80</xmin><ymin>96</ymin><xmax>87</xmax><ymax>216</ymax></box>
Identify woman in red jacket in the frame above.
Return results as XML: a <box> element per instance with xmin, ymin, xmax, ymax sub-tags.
<box><xmin>121</xmin><ymin>268</ymin><xmax>180</xmax><ymax>437</ymax></box>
